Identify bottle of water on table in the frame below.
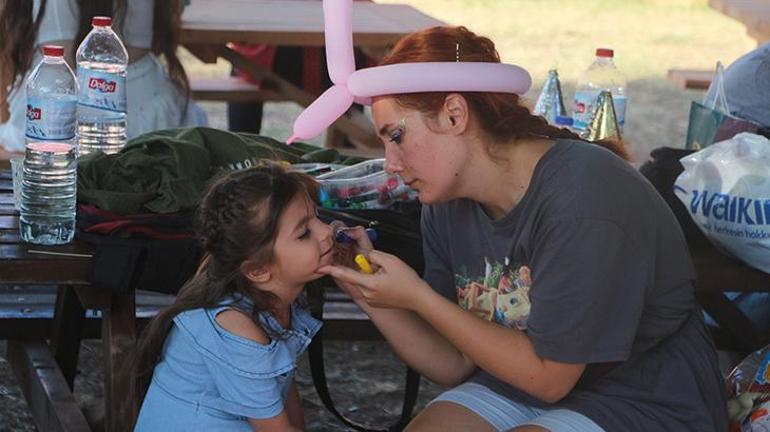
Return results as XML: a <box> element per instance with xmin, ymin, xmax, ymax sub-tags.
<box><xmin>20</xmin><ymin>142</ymin><xmax>78</xmax><ymax>245</ymax></box>
<box><xmin>76</xmin><ymin>16</ymin><xmax>129</xmax><ymax>155</ymax></box>
<box><xmin>25</xmin><ymin>45</ymin><xmax>78</xmax><ymax>146</ymax></box>
<box><xmin>572</xmin><ymin>48</ymin><xmax>627</xmax><ymax>133</ymax></box>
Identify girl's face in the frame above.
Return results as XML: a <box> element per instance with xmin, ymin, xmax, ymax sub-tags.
<box><xmin>267</xmin><ymin>193</ymin><xmax>334</xmax><ymax>289</ymax></box>
<box><xmin>371</xmin><ymin>97</ymin><xmax>470</xmax><ymax>204</ymax></box>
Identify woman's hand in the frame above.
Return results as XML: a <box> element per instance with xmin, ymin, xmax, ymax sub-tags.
<box><xmin>329</xmin><ymin>225</ymin><xmax>374</xmax><ymax>302</ymax></box>
<box><xmin>320</xmin><ymin>250</ymin><xmax>431</xmax><ymax>311</ymax></box>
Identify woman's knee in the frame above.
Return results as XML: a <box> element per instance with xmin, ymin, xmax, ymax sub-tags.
<box><xmin>404</xmin><ymin>401</ymin><xmax>496</xmax><ymax>432</ymax></box>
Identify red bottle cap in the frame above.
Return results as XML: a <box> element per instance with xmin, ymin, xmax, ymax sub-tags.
<box><xmin>42</xmin><ymin>45</ymin><xmax>64</xmax><ymax>57</ymax></box>
<box><xmin>596</xmin><ymin>48</ymin><xmax>614</xmax><ymax>58</ymax></box>
<box><xmin>92</xmin><ymin>16</ymin><xmax>112</xmax><ymax>27</ymax></box>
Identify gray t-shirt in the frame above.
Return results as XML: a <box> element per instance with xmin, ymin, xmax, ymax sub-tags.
<box><xmin>421</xmin><ymin>140</ymin><xmax>727</xmax><ymax>431</ymax></box>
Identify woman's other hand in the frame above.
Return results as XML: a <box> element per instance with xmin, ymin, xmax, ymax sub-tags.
<box><xmin>320</xmin><ymin>250</ymin><xmax>430</xmax><ymax>310</ymax></box>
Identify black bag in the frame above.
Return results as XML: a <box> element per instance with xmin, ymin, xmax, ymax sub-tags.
<box><xmin>76</xmin><ymin>204</ymin><xmax>201</xmax><ymax>294</ymax></box>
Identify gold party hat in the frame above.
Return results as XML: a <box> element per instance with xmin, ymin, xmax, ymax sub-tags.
<box><xmin>583</xmin><ymin>90</ymin><xmax>621</xmax><ymax>142</ymax></box>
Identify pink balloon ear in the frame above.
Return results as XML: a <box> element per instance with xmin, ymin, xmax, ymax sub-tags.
<box><xmin>323</xmin><ymin>0</ymin><xmax>355</xmax><ymax>84</ymax></box>
<box><xmin>286</xmin><ymin>85</ymin><xmax>355</xmax><ymax>144</ymax></box>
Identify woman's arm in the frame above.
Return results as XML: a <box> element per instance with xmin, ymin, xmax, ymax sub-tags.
<box><xmin>328</xmin><ymin>227</ymin><xmax>475</xmax><ymax>387</ymax></box>
<box><xmin>322</xmin><ymin>251</ymin><xmax>585</xmax><ymax>403</ymax></box>
<box><xmin>354</xmin><ymin>300</ymin><xmax>476</xmax><ymax>387</ymax></box>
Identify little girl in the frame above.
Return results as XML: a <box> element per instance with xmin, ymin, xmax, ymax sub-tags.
<box><xmin>132</xmin><ymin>165</ymin><xmax>335</xmax><ymax>431</ymax></box>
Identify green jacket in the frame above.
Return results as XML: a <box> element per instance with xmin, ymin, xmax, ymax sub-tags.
<box><xmin>77</xmin><ymin>127</ymin><xmax>364</xmax><ymax>214</ymax></box>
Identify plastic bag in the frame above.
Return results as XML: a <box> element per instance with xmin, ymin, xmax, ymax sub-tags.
<box><xmin>674</xmin><ymin>132</ymin><xmax>770</xmax><ymax>274</ymax></box>
<box><xmin>726</xmin><ymin>346</ymin><xmax>770</xmax><ymax>431</ymax></box>
<box><xmin>686</xmin><ymin>62</ymin><xmax>760</xmax><ymax>150</ymax></box>
<box><xmin>704</xmin><ymin>61</ymin><xmax>731</xmax><ymax>115</ymax></box>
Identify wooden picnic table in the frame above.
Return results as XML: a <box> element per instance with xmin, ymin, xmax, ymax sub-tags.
<box><xmin>180</xmin><ymin>0</ymin><xmax>444</xmax><ymax>149</ymax></box>
<box><xmin>0</xmin><ymin>170</ymin><xmax>134</xmax><ymax>432</ymax></box>
<box><xmin>709</xmin><ymin>0</ymin><xmax>770</xmax><ymax>45</ymax></box>
<box><xmin>0</xmin><ymin>166</ymin><xmax>395</xmax><ymax>432</ymax></box>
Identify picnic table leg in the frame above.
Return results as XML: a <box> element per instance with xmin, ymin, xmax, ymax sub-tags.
<box><xmin>102</xmin><ymin>290</ymin><xmax>137</xmax><ymax>432</ymax></box>
<box><xmin>51</xmin><ymin>285</ymin><xmax>86</xmax><ymax>389</ymax></box>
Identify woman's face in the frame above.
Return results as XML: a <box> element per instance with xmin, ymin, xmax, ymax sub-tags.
<box><xmin>371</xmin><ymin>97</ymin><xmax>470</xmax><ymax>204</ymax></box>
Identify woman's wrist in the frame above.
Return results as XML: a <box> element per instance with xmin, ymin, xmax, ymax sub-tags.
<box><xmin>409</xmin><ymin>280</ymin><xmax>439</xmax><ymax>314</ymax></box>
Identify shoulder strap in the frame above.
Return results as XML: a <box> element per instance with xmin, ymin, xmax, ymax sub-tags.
<box><xmin>307</xmin><ymin>331</ymin><xmax>421</xmax><ymax>432</ymax></box>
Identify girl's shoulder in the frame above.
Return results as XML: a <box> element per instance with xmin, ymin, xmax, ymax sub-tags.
<box><xmin>172</xmin><ymin>301</ymin><xmax>294</xmax><ymax>378</ymax></box>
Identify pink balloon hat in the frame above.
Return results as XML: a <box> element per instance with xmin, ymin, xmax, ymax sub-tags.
<box><xmin>286</xmin><ymin>0</ymin><xmax>532</xmax><ymax>144</ymax></box>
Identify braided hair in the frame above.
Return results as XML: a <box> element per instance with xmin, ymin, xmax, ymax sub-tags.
<box><xmin>127</xmin><ymin>165</ymin><xmax>319</xmax><ymax>423</ymax></box>
<box><xmin>379</xmin><ymin>26</ymin><xmax>630</xmax><ymax>161</ymax></box>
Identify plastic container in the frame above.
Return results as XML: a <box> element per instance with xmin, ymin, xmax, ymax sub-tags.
<box><xmin>19</xmin><ymin>142</ymin><xmax>78</xmax><ymax>245</ymax></box>
<box><xmin>289</xmin><ymin>162</ymin><xmax>344</xmax><ymax>177</ymax></box>
<box><xmin>76</xmin><ymin>16</ymin><xmax>129</xmax><ymax>155</ymax></box>
<box><xmin>316</xmin><ymin>159</ymin><xmax>416</xmax><ymax>209</ymax></box>
<box><xmin>25</xmin><ymin>45</ymin><xmax>78</xmax><ymax>146</ymax></box>
<box><xmin>572</xmin><ymin>48</ymin><xmax>627</xmax><ymax>133</ymax></box>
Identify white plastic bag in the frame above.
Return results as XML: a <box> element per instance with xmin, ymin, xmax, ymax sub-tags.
<box><xmin>674</xmin><ymin>132</ymin><xmax>770</xmax><ymax>274</ymax></box>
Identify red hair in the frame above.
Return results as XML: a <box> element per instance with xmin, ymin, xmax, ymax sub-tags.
<box><xmin>379</xmin><ymin>26</ymin><xmax>631</xmax><ymax>161</ymax></box>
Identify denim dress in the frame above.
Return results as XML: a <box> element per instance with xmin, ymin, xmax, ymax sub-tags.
<box><xmin>134</xmin><ymin>296</ymin><xmax>321</xmax><ymax>431</ymax></box>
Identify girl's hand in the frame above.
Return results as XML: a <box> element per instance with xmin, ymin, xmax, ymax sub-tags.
<box><xmin>320</xmin><ymin>250</ymin><xmax>430</xmax><ymax>311</ymax></box>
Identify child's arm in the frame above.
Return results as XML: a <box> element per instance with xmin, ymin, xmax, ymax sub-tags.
<box><xmin>285</xmin><ymin>378</ymin><xmax>305</xmax><ymax>429</ymax></box>
<box><xmin>247</xmin><ymin>412</ymin><xmax>302</xmax><ymax>432</ymax></box>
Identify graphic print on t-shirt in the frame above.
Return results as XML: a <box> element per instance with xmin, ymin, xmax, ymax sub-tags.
<box><xmin>455</xmin><ymin>257</ymin><xmax>531</xmax><ymax>330</ymax></box>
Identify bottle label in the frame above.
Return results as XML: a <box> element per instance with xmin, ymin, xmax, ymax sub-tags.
<box><xmin>572</xmin><ymin>91</ymin><xmax>627</xmax><ymax>132</ymax></box>
<box><xmin>77</xmin><ymin>67</ymin><xmax>126</xmax><ymax>113</ymax></box>
<box><xmin>25</xmin><ymin>96</ymin><xmax>77</xmax><ymax>141</ymax></box>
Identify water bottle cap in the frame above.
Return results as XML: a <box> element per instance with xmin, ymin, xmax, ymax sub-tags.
<box><xmin>26</xmin><ymin>142</ymin><xmax>75</xmax><ymax>154</ymax></box>
<box><xmin>42</xmin><ymin>45</ymin><xmax>64</xmax><ymax>57</ymax></box>
<box><xmin>596</xmin><ymin>48</ymin><xmax>614</xmax><ymax>58</ymax></box>
<box><xmin>92</xmin><ymin>16</ymin><xmax>112</xmax><ymax>27</ymax></box>
<box><xmin>554</xmin><ymin>115</ymin><xmax>574</xmax><ymax>127</ymax></box>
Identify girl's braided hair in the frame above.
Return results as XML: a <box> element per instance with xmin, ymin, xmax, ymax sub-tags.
<box><xmin>127</xmin><ymin>164</ymin><xmax>319</xmax><ymax>424</ymax></box>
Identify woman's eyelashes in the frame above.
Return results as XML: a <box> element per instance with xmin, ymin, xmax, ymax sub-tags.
<box><xmin>389</xmin><ymin>127</ymin><xmax>404</xmax><ymax>144</ymax></box>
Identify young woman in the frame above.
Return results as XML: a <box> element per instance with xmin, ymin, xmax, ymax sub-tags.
<box><xmin>0</xmin><ymin>0</ymin><xmax>207</xmax><ymax>152</ymax></box>
<box><xmin>321</xmin><ymin>26</ymin><xmax>728</xmax><ymax>432</ymax></box>
<box><xmin>132</xmin><ymin>165</ymin><xmax>333</xmax><ymax>431</ymax></box>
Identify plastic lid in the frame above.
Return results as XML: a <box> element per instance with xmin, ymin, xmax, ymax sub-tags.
<box><xmin>27</xmin><ymin>142</ymin><xmax>75</xmax><ymax>154</ymax></box>
<box><xmin>92</xmin><ymin>16</ymin><xmax>112</xmax><ymax>27</ymax></box>
<box><xmin>596</xmin><ymin>48</ymin><xmax>614</xmax><ymax>58</ymax></box>
<box><xmin>554</xmin><ymin>115</ymin><xmax>574</xmax><ymax>127</ymax></box>
<box><xmin>42</xmin><ymin>45</ymin><xmax>64</xmax><ymax>57</ymax></box>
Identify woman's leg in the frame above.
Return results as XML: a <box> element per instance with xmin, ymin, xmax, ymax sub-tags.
<box><xmin>405</xmin><ymin>401</ymin><xmax>496</xmax><ymax>432</ymax></box>
<box><xmin>407</xmin><ymin>382</ymin><xmax>544</xmax><ymax>432</ymax></box>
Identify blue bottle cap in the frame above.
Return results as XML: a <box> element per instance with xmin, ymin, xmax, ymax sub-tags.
<box><xmin>555</xmin><ymin>115</ymin><xmax>574</xmax><ymax>127</ymax></box>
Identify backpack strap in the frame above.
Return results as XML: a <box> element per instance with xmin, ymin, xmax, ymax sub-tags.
<box><xmin>307</xmin><ymin>330</ymin><xmax>421</xmax><ymax>432</ymax></box>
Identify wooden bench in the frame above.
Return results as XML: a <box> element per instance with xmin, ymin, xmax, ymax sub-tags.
<box><xmin>0</xmin><ymin>284</ymin><xmax>378</xmax><ymax>341</ymax></box>
<box><xmin>190</xmin><ymin>76</ymin><xmax>289</xmax><ymax>103</ymax></box>
<box><xmin>667</xmin><ymin>69</ymin><xmax>713</xmax><ymax>90</ymax></box>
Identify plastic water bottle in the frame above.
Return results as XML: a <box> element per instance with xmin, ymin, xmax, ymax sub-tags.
<box><xmin>572</xmin><ymin>48</ymin><xmax>627</xmax><ymax>133</ymax></box>
<box><xmin>19</xmin><ymin>142</ymin><xmax>78</xmax><ymax>245</ymax></box>
<box><xmin>76</xmin><ymin>16</ymin><xmax>128</xmax><ymax>155</ymax></box>
<box><xmin>25</xmin><ymin>45</ymin><xmax>78</xmax><ymax>146</ymax></box>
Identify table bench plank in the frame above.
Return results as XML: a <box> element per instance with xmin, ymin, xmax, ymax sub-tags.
<box><xmin>7</xmin><ymin>340</ymin><xmax>92</xmax><ymax>432</ymax></box>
